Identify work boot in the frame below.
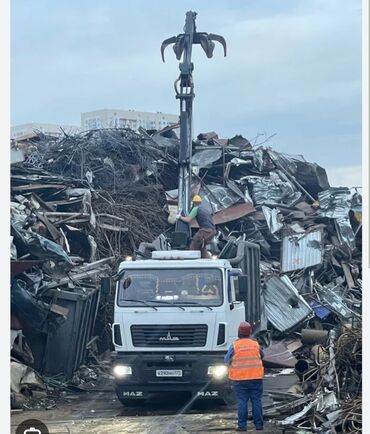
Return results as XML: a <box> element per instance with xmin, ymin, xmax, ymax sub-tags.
<box><xmin>236</xmin><ymin>428</ymin><xmax>246</xmax><ymax>432</ymax></box>
<box><xmin>255</xmin><ymin>426</ymin><xmax>264</xmax><ymax>431</ymax></box>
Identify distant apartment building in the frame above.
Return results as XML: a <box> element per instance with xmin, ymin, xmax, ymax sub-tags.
<box><xmin>11</xmin><ymin>122</ymin><xmax>80</xmax><ymax>141</ymax></box>
<box><xmin>81</xmin><ymin>109</ymin><xmax>179</xmax><ymax>131</ymax></box>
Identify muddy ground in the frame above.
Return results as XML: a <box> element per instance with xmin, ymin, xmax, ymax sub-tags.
<box><xmin>11</xmin><ymin>370</ymin><xmax>298</xmax><ymax>433</ymax></box>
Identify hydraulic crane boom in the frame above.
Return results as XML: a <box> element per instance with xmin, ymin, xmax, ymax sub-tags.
<box><xmin>161</xmin><ymin>11</ymin><xmax>226</xmax><ymax>248</ymax></box>
<box><xmin>112</xmin><ymin>17</ymin><xmax>262</xmax><ymax>407</ymax></box>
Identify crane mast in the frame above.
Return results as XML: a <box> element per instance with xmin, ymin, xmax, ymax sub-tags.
<box><xmin>161</xmin><ymin>11</ymin><xmax>226</xmax><ymax>248</ymax></box>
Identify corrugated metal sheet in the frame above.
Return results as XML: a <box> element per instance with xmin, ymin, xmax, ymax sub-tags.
<box><xmin>263</xmin><ymin>275</ymin><xmax>313</xmax><ymax>333</ymax></box>
<box><xmin>281</xmin><ymin>229</ymin><xmax>323</xmax><ymax>272</ymax></box>
<box><xmin>318</xmin><ymin>188</ymin><xmax>352</xmax><ymax>219</ymax></box>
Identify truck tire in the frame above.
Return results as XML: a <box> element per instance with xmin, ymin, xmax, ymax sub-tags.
<box><xmin>222</xmin><ymin>388</ymin><xmax>235</xmax><ymax>405</ymax></box>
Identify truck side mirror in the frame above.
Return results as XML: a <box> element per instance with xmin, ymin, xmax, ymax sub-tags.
<box><xmin>237</xmin><ymin>275</ymin><xmax>248</xmax><ymax>300</ymax></box>
<box><xmin>122</xmin><ymin>277</ymin><xmax>132</xmax><ymax>289</ymax></box>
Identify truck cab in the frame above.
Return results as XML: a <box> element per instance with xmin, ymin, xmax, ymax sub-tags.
<box><xmin>111</xmin><ymin>245</ymin><xmax>261</xmax><ymax>405</ymax></box>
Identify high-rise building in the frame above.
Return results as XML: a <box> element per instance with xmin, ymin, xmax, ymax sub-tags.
<box><xmin>81</xmin><ymin>109</ymin><xmax>179</xmax><ymax>131</ymax></box>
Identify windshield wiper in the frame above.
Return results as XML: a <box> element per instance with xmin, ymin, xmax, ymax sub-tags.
<box><xmin>147</xmin><ymin>299</ymin><xmax>185</xmax><ymax>310</ymax></box>
<box><xmin>174</xmin><ymin>301</ymin><xmax>213</xmax><ymax>310</ymax></box>
<box><xmin>121</xmin><ymin>299</ymin><xmax>158</xmax><ymax>310</ymax></box>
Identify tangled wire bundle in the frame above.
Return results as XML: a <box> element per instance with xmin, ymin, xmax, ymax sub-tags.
<box><xmin>335</xmin><ymin>324</ymin><xmax>362</xmax><ymax>399</ymax></box>
<box><xmin>92</xmin><ymin>187</ymin><xmax>169</xmax><ymax>258</ymax></box>
<box><xmin>25</xmin><ymin>129</ymin><xmax>174</xmax><ymax>190</ymax></box>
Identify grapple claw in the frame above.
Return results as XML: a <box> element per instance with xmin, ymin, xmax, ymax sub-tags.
<box><xmin>161</xmin><ymin>13</ymin><xmax>227</xmax><ymax>62</ymax></box>
<box><xmin>161</xmin><ymin>36</ymin><xmax>178</xmax><ymax>62</ymax></box>
<box><xmin>208</xmin><ymin>33</ymin><xmax>227</xmax><ymax>57</ymax></box>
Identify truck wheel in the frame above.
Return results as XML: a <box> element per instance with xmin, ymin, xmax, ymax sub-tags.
<box><xmin>222</xmin><ymin>389</ymin><xmax>235</xmax><ymax>405</ymax></box>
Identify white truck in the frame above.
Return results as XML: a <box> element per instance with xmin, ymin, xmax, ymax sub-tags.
<box><xmin>111</xmin><ymin>243</ymin><xmax>261</xmax><ymax>405</ymax></box>
<box><xmin>111</xmin><ymin>12</ymin><xmax>262</xmax><ymax>405</ymax></box>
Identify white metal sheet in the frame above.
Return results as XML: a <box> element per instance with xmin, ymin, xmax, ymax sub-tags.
<box><xmin>281</xmin><ymin>229</ymin><xmax>322</xmax><ymax>272</ymax></box>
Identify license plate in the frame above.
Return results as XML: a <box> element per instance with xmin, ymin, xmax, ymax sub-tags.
<box><xmin>156</xmin><ymin>369</ymin><xmax>182</xmax><ymax>377</ymax></box>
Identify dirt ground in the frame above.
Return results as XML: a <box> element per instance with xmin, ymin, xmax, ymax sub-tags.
<box><xmin>11</xmin><ymin>370</ymin><xmax>298</xmax><ymax>434</ymax></box>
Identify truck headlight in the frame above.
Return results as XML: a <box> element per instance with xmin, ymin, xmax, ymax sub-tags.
<box><xmin>113</xmin><ymin>365</ymin><xmax>132</xmax><ymax>378</ymax></box>
<box><xmin>208</xmin><ymin>365</ymin><xmax>228</xmax><ymax>379</ymax></box>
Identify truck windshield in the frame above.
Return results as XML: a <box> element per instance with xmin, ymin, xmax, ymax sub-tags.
<box><xmin>118</xmin><ymin>268</ymin><xmax>223</xmax><ymax>307</ymax></box>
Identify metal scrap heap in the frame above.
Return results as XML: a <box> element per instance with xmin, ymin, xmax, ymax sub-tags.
<box><xmin>10</xmin><ymin>127</ymin><xmax>361</xmax><ymax>429</ymax></box>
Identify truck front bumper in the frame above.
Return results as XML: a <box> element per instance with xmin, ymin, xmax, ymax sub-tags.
<box><xmin>112</xmin><ymin>351</ymin><xmax>232</xmax><ymax>400</ymax></box>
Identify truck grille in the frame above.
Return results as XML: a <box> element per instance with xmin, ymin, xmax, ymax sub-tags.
<box><xmin>131</xmin><ymin>324</ymin><xmax>208</xmax><ymax>347</ymax></box>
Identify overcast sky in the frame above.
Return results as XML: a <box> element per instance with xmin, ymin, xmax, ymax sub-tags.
<box><xmin>11</xmin><ymin>0</ymin><xmax>362</xmax><ymax>186</ymax></box>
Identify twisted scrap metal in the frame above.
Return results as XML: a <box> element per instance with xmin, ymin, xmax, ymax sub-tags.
<box><xmin>23</xmin><ymin>128</ymin><xmax>176</xmax><ymax>191</ymax></box>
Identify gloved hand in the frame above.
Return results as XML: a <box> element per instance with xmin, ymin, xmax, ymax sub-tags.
<box><xmin>176</xmin><ymin>212</ymin><xmax>181</xmax><ymax>219</ymax></box>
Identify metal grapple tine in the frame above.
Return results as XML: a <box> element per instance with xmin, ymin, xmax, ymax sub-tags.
<box><xmin>161</xmin><ymin>36</ymin><xmax>178</xmax><ymax>62</ymax></box>
<box><xmin>173</xmin><ymin>36</ymin><xmax>186</xmax><ymax>61</ymax></box>
<box><xmin>208</xmin><ymin>33</ymin><xmax>227</xmax><ymax>57</ymax></box>
<box><xmin>198</xmin><ymin>34</ymin><xmax>215</xmax><ymax>58</ymax></box>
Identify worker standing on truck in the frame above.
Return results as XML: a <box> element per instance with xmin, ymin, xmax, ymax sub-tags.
<box><xmin>224</xmin><ymin>321</ymin><xmax>264</xmax><ymax>432</ymax></box>
<box><xmin>178</xmin><ymin>195</ymin><xmax>216</xmax><ymax>258</ymax></box>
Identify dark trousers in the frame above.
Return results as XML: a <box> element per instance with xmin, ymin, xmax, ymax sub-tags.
<box><xmin>234</xmin><ymin>379</ymin><xmax>263</xmax><ymax>429</ymax></box>
<box><xmin>189</xmin><ymin>228</ymin><xmax>216</xmax><ymax>258</ymax></box>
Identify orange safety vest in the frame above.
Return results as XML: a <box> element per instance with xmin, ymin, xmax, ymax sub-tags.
<box><xmin>228</xmin><ymin>338</ymin><xmax>264</xmax><ymax>381</ymax></box>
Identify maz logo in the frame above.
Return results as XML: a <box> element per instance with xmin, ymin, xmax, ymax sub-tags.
<box><xmin>123</xmin><ymin>391</ymin><xmax>143</xmax><ymax>397</ymax></box>
<box><xmin>197</xmin><ymin>391</ymin><xmax>219</xmax><ymax>397</ymax></box>
<box><xmin>159</xmin><ymin>332</ymin><xmax>180</xmax><ymax>341</ymax></box>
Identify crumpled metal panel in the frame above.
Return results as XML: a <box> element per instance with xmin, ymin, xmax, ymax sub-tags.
<box><xmin>150</xmin><ymin>132</ymin><xmax>179</xmax><ymax>150</ymax></box>
<box><xmin>294</xmin><ymin>161</ymin><xmax>330</xmax><ymax>196</ymax></box>
<box><xmin>318</xmin><ymin>188</ymin><xmax>356</xmax><ymax>250</ymax></box>
<box><xmin>199</xmin><ymin>184</ymin><xmax>242</xmax><ymax>213</ymax></box>
<box><xmin>248</xmin><ymin>172</ymin><xmax>302</xmax><ymax>206</ymax></box>
<box><xmin>11</xmin><ymin>225</ymin><xmax>74</xmax><ymax>266</ymax></box>
<box><xmin>253</xmin><ymin>147</ymin><xmax>265</xmax><ymax>172</ymax></box>
<box><xmin>248</xmin><ymin>176</ymin><xmax>282</xmax><ymax>204</ymax></box>
<box><xmin>268</xmin><ymin>150</ymin><xmax>329</xmax><ymax>193</ymax></box>
<box><xmin>228</xmin><ymin>134</ymin><xmax>252</xmax><ymax>149</ymax></box>
<box><xmin>197</xmin><ymin>131</ymin><xmax>218</xmax><ymax>141</ymax></box>
<box><xmin>166</xmin><ymin>183</ymin><xmax>243</xmax><ymax>213</ymax></box>
<box><xmin>315</xmin><ymin>391</ymin><xmax>339</xmax><ymax>413</ymax></box>
<box><xmin>263</xmin><ymin>275</ymin><xmax>314</xmax><ymax>333</ymax></box>
<box><xmin>281</xmin><ymin>229</ymin><xmax>323</xmax><ymax>272</ymax></box>
<box><xmin>318</xmin><ymin>188</ymin><xmax>352</xmax><ymax>219</ymax></box>
<box><xmin>334</xmin><ymin>218</ymin><xmax>356</xmax><ymax>250</ymax></box>
<box><xmin>315</xmin><ymin>286</ymin><xmax>354</xmax><ymax>319</ymax></box>
<box><xmin>267</xmin><ymin>150</ymin><xmax>302</xmax><ymax>172</ymax></box>
<box><xmin>267</xmin><ymin>150</ymin><xmax>330</xmax><ymax>198</ymax></box>
<box><xmin>225</xmin><ymin>179</ymin><xmax>247</xmax><ymax>201</ymax></box>
<box><xmin>262</xmin><ymin>206</ymin><xmax>284</xmax><ymax>234</ymax></box>
<box><xmin>192</xmin><ymin>148</ymin><xmax>222</xmax><ymax>169</ymax></box>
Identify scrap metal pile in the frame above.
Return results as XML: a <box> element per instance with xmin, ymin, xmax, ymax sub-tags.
<box><xmin>10</xmin><ymin>127</ymin><xmax>362</xmax><ymax>426</ymax></box>
<box><xmin>266</xmin><ymin>324</ymin><xmax>362</xmax><ymax>433</ymax></box>
<box><xmin>10</xmin><ymin>128</ymin><xmax>174</xmax><ymax>407</ymax></box>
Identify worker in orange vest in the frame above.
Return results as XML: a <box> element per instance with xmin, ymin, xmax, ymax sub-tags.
<box><xmin>224</xmin><ymin>321</ymin><xmax>264</xmax><ymax>432</ymax></box>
